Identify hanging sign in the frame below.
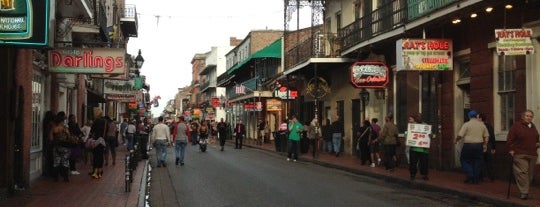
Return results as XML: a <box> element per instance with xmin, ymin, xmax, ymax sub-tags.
<box><xmin>350</xmin><ymin>62</ymin><xmax>389</xmax><ymax>88</ymax></box>
<box><xmin>405</xmin><ymin>123</ymin><xmax>432</xmax><ymax>148</ymax></box>
<box><xmin>211</xmin><ymin>97</ymin><xmax>220</xmax><ymax>108</ymax></box>
<box><xmin>266</xmin><ymin>99</ymin><xmax>282</xmax><ymax>111</ymax></box>
<box><xmin>495</xmin><ymin>28</ymin><xmax>534</xmax><ymax>56</ymax></box>
<box><xmin>396</xmin><ymin>39</ymin><xmax>453</xmax><ymax>71</ymax></box>
<box><xmin>49</xmin><ymin>48</ymin><xmax>126</xmax><ymax>74</ymax></box>
<box><xmin>273</xmin><ymin>86</ymin><xmax>297</xmax><ymax>99</ymax></box>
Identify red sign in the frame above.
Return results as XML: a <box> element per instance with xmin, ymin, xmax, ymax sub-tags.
<box><xmin>211</xmin><ymin>97</ymin><xmax>220</xmax><ymax>108</ymax></box>
<box><xmin>350</xmin><ymin>62</ymin><xmax>389</xmax><ymax>88</ymax></box>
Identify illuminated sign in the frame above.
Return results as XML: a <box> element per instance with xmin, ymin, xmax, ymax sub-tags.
<box><xmin>495</xmin><ymin>28</ymin><xmax>534</xmax><ymax>56</ymax></box>
<box><xmin>273</xmin><ymin>86</ymin><xmax>297</xmax><ymax>99</ymax></box>
<box><xmin>0</xmin><ymin>0</ymin><xmax>50</xmax><ymax>47</ymax></box>
<box><xmin>396</xmin><ymin>39</ymin><xmax>453</xmax><ymax>71</ymax></box>
<box><xmin>350</xmin><ymin>62</ymin><xmax>389</xmax><ymax>88</ymax></box>
<box><xmin>266</xmin><ymin>99</ymin><xmax>282</xmax><ymax>111</ymax></box>
<box><xmin>49</xmin><ymin>48</ymin><xmax>126</xmax><ymax>74</ymax></box>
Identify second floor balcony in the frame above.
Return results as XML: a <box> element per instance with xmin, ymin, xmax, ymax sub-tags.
<box><xmin>284</xmin><ymin>31</ymin><xmax>342</xmax><ymax>70</ymax></box>
<box><xmin>120</xmin><ymin>4</ymin><xmax>138</xmax><ymax>38</ymax></box>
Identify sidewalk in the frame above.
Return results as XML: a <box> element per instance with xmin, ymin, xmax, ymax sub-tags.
<box><xmin>242</xmin><ymin>139</ymin><xmax>539</xmax><ymax>207</ymax></box>
<box><xmin>0</xmin><ymin>146</ymin><xmax>148</xmax><ymax>207</ymax></box>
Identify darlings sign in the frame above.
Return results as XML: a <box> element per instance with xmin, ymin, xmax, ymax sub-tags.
<box><xmin>49</xmin><ymin>48</ymin><xmax>126</xmax><ymax>74</ymax></box>
<box><xmin>350</xmin><ymin>62</ymin><xmax>389</xmax><ymax>88</ymax></box>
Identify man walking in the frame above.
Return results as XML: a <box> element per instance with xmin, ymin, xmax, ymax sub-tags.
<box><xmin>234</xmin><ymin>120</ymin><xmax>246</xmax><ymax>149</ymax></box>
<box><xmin>380</xmin><ymin>115</ymin><xmax>399</xmax><ymax>171</ymax></box>
<box><xmin>217</xmin><ymin>118</ymin><xmax>228</xmax><ymax>151</ymax></box>
<box><xmin>152</xmin><ymin>116</ymin><xmax>171</xmax><ymax>167</ymax></box>
<box><xmin>507</xmin><ymin>110</ymin><xmax>540</xmax><ymax>200</ymax></box>
<box><xmin>455</xmin><ymin>110</ymin><xmax>488</xmax><ymax>184</ymax></box>
<box><xmin>172</xmin><ymin>116</ymin><xmax>188</xmax><ymax>166</ymax></box>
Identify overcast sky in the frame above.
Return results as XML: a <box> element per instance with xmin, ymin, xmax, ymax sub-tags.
<box><xmin>126</xmin><ymin>0</ymin><xmax>310</xmax><ymax>115</ymax></box>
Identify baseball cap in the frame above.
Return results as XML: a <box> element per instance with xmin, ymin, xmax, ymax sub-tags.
<box><xmin>468</xmin><ymin>110</ymin><xmax>477</xmax><ymax>118</ymax></box>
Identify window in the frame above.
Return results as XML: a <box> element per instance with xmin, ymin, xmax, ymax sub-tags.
<box><xmin>31</xmin><ymin>74</ymin><xmax>43</xmax><ymax>150</ymax></box>
<box><xmin>497</xmin><ymin>55</ymin><xmax>516</xmax><ymax>131</ymax></box>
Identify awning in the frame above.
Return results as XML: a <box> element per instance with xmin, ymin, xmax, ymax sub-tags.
<box><xmin>227</xmin><ymin>39</ymin><xmax>281</xmax><ymax>75</ymax></box>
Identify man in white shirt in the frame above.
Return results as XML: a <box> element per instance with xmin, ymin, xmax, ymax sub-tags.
<box><xmin>152</xmin><ymin>116</ymin><xmax>171</xmax><ymax>167</ymax></box>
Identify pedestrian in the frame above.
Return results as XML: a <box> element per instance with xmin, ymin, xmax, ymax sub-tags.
<box><xmin>257</xmin><ymin>119</ymin><xmax>266</xmax><ymax>145</ymax></box>
<box><xmin>478</xmin><ymin>113</ymin><xmax>496</xmax><ymax>182</ymax></box>
<box><xmin>172</xmin><ymin>116</ymin><xmax>189</xmax><ymax>166</ymax></box>
<box><xmin>89</xmin><ymin>108</ymin><xmax>107</xmax><ymax>179</ymax></box>
<box><xmin>211</xmin><ymin>120</ymin><xmax>218</xmax><ymax>145</ymax></box>
<box><xmin>138</xmin><ymin>118</ymin><xmax>151</xmax><ymax>159</ymax></box>
<box><xmin>506</xmin><ymin>109</ymin><xmax>540</xmax><ymax>200</ymax></box>
<box><xmin>152</xmin><ymin>116</ymin><xmax>171</xmax><ymax>167</ymax></box>
<box><xmin>370</xmin><ymin>118</ymin><xmax>382</xmax><ymax>167</ymax></box>
<box><xmin>42</xmin><ymin>111</ymin><xmax>56</xmax><ymax>178</ymax></box>
<box><xmin>80</xmin><ymin>120</ymin><xmax>92</xmax><ymax>165</ymax></box>
<box><xmin>455</xmin><ymin>110</ymin><xmax>489</xmax><ymax>184</ymax></box>
<box><xmin>67</xmin><ymin>114</ymin><xmax>82</xmax><ymax>175</ymax></box>
<box><xmin>277</xmin><ymin>119</ymin><xmax>289</xmax><ymax>152</ymax></box>
<box><xmin>190</xmin><ymin>121</ymin><xmax>200</xmax><ymax>145</ymax></box>
<box><xmin>287</xmin><ymin>115</ymin><xmax>303</xmax><ymax>161</ymax></box>
<box><xmin>104</xmin><ymin>116</ymin><xmax>118</xmax><ymax>166</ymax></box>
<box><xmin>408</xmin><ymin>114</ymin><xmax>430</xmax><ymax>181</ymax></box>
<box><xmin>120</xmin><ymin>119</ymin><xmax>128</xmax><ymax>145</ymax></box>
<box><xmin>356</xmin><ymin>120</ymin><xmax>372</xmax><ymax>165</ymax></box>
<box><xmin>234</xmin><ymin>119</ymin><xmax>246</xmax><ymax>149</ymax></box>
<box><xmin>50</xmin><ymin>111</ymin><xmax>71</xmax><ymax>182</ymax></box>
<box><xmin>307</xmin><ymin>117</ymin><xmax>322</xmax><ymax>159</ymax></box>
<box><xmin>322</xmin><ymin>118</ymin><xmax>333</xmax><ymax>153</ymax></box>
<box><xmin>126</xmin><ymin>120</ymin><xmax>137</xmax><ymax>150</ymax></box>
<box><xmin>217</xmin><ymin>118</ymin><xmax>228</xmax><ymax>151</ymax></box>
<box><xmin>331</xmin><ymin>117</ymin><xmax>344</xmax><ymax>157</ymax></box>
<box><xmin>199</xmin><ymin>120</ymin><xmax>209</xmax><ymax>150</ymax></box>
<box><xmin>380</xmin><ymin>115</ymin><xmax>399</xmax><ymax>171</ymax></box>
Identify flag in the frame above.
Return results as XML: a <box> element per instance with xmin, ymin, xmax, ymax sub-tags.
<box><xmin>235</xmin><ymin>84</ymin><xmax>246</xmax><ymax>94</ymax></box>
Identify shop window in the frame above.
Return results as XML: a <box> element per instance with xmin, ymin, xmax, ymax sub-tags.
<box><xmin>31</xmin><ymin>74</ymin><xmax>43</xmax><ymax>150</ymax></box>
<box><xmin>497</xmin><ymin>55</ymin><xmax>516</xmax><ymax>131</ymax></box>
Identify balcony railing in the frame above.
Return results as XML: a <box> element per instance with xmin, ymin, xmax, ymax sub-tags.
<box><xmin>340</xmin><ymin>0</ymin><xmax>458</xmax><ymax>52</ymax></box>
<box><xmin>200</xmin><ymin>80</ymin><xmax>217</xmax><ymax>92</ymax></box>
<box><xmin>285</xmin><ymin>32</ymin><xmax>341</xmax><ymax>69</ymax></box>
<box><xmin>119</xmin><ymin>4</ymin><xmax>138</xmax><ymax>37</ymax></box>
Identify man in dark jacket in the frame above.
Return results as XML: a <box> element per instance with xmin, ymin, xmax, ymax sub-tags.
<box><xmin>234</xmin><ymin>120</ymin><xmax>246</xmax><ymax>149</ymax></box>
<box><xmin>217</xmin><ymin>118</ymin><xmax>228</xmax><ymax>151</ymax></box>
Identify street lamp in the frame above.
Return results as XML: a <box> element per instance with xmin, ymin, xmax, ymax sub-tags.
<box><xmin>134</xmin><ymin>49</ymin><xmax>145</xmax><ymax>76</ymax></box>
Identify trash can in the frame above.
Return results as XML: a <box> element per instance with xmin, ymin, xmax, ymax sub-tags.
<box><xmin>273</xmin><ymin>132</ymin><xmax>281</xmax><ymax>152</ymax></box>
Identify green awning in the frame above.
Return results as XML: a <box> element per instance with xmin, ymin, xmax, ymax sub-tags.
<box><xmin>227</xmin><ymin>39</ymin><xmax>281</xmax><ymax>75</ymax></box>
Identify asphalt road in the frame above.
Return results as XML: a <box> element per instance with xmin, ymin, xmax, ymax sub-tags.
<box><xmin>148</xmin><ymin>143</ymin><xmax>494</xmax><ymax>207</ymax></box>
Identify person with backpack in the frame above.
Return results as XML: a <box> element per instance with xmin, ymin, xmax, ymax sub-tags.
<box><xmin>370</xmin><ymin>118</ymin><xmax>381</xmax><ymax>167</ymax></box>
<box><xmin>356</xmin><ymin>120</ymin><xmax>373</xmax><ymax>166</ymax></box>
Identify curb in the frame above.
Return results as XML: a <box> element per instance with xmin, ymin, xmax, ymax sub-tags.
<box><xmin>138</xmin><ymin>160</ymin><xmax>150</xmax><ymax>207</ymax></box>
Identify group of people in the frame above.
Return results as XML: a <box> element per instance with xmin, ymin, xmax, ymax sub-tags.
<box><xmin>152</xmin><ymin>117</ymin><xmax>232</xmax><ymax>167</ymax></box>
<box><xmin>42</xmin><ymin>108</ymin><xmax>153</xmax><ymax>181</ymax></box>
<box><xmin>457</xmin><ymin>109</ymin><xmax>539</xmax><ymax>200</ymax></box>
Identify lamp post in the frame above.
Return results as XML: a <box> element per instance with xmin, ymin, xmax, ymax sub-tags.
<box><xmin>134</xmin><ymin>49</ymin><xmax>145</xmax><ymax>76</ymax></box>
<box><xmin>360</xmin><ymin>88</ymin><xmax>370</xmax><ymax>121</ymax></box>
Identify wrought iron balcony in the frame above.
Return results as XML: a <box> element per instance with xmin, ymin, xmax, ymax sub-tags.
<box><xmin>339</xmin><ymin>0</ymin><xmax>458</xmax><ymax>52</ymax></box>
<box><xmin>284</xmin><ymin>32</ymin><xmax>341</xmax><ymax>69</ymax></box>
<box><xmin>120</xmin><ymin>4</ymin><xmax>138</xmax><ymax>37</ymax></box>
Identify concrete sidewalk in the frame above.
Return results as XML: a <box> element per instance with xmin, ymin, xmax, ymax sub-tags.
<box><xmin>0</xmin><ymin>146</ymin><xmax>149</xmax><ymax>207</ymax></box>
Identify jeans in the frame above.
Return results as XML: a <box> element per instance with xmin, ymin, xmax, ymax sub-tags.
<box><xmin>384</xmin><ymin>145</ymin><xmax>396</xmax><ymax>170</ymax></box>
<box><xmin>324</xmin><ymin>140</ymin><xmax>333</xmax><ymax>152</ymax></box>
<box><xmin>287</xmin><ymin>140</ymin><xmax>300</xmax><ymax>159</ymax></box>
<box><xmin>460</xmin><ymin>143</ymin><xmax>483</xmax><ymax>182</ymax></box>
<box><xmin>175</xmin><ymin>140</ymin><xmax>187</xmax><ymax>163</ymax></box>
<box><xmin>191</xmin><ymin>132</ymin><xmax>199</xmax><ymax>145</ymax></box>
<box><xmin>332</xmin><ymin>133</ymin><xmax>342</xmax><ymax>154</ymax></box>
<box><xmin>126</xmin><ymin>134</ymin><xmax>134</xmax><ymax>150</ymax></box>
<box><xmin>155</xmin><ymin>139</ymin><xmax>168</xmax><ymax>165</ymax></box>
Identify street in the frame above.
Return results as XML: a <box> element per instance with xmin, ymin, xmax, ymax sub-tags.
<box><xmin>148</xmin><ymin>143</ymin><xmax>495</xmax><ymax>207</ymax></box>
